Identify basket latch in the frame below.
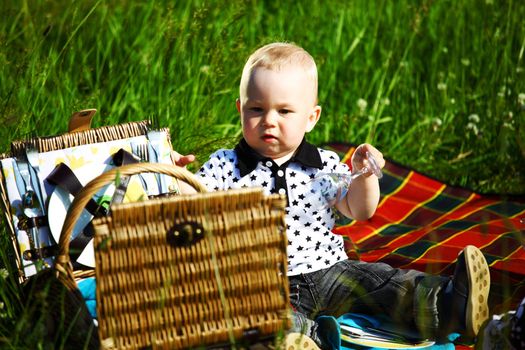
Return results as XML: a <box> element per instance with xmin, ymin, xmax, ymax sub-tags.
<box><xmin>167</xmin><ymin>222</ymin><xmax>205</xmax><ymax>247</ymax></box>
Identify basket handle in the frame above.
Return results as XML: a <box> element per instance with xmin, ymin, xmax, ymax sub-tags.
<box><xmin>68</xmin><ymin>109</ymin><xmax>97</xmax><ymax>133</ymax></box>
<box><xmin>54</xmin><ymin>162</ymin><xmax>207</xmax><ymax>280</ymax></box>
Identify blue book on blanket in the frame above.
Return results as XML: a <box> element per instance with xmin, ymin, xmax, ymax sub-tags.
<box><xmin>316</xmin><ymin>313</ymin><xmax>459</xmax><ymax>350</ymax></box>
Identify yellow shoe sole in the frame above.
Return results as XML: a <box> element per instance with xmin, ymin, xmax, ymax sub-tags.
<box><xmin>462</xmin><ymin>245</ymin><xmax>491</xmax><ymax>336</ymax></box>
<box><xmin>283</xmin><ymin>333</ymin><xmax>320</xmax><ymax>350</ymax></box>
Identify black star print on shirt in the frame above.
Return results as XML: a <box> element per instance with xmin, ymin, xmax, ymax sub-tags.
<box><xmin>196</xmin><ymin>147</ymin><xmax>350</xmax><ymax>276</ymax></box>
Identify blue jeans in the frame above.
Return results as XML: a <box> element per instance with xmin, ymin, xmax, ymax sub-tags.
<box><xmin>288</xmin><ymin>259</ymin><xmax>450</xmax><ymax>338</ymax></box>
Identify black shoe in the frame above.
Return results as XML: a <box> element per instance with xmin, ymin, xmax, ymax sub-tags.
<box><xmin>449</xmin><ymin>245</ymin><xmax>491</xmax><ymax>337</ymax></box>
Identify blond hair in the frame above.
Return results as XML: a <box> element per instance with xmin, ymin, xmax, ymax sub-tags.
<box><xmin>239</xmin><ymin>42</ymin><xmax>318</xmax><ymax>102</ymax></box>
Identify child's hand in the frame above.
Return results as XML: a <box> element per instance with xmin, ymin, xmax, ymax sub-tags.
<box><xmin>170</xmin><ymin>151</ymin><xmax>195</xmax><ymax>168</ymax></box>
<box><xmin>351</xmin><ymin>144</ymin><xmax>385</xmax><ymax>177</ymax></box>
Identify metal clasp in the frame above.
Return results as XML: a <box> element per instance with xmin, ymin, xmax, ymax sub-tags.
<box><xmin>167</xmin><ymin>222</ymin><xmax>205</xmax><ymax>247</ymax></box>
<box><xmin>17</xmin><ymin>215</ymin><xmax>48</xmax><ymax>231</ymax></box>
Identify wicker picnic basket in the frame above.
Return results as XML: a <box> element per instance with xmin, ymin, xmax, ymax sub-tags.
<box><xmin>0</xmin><ymin>110</ymin><xmax>177</xmax><ymax>281</ymax></box>
<box><xmin>56</xmin><ymin>163</ymin><xmax>291</xmax><ymax>349</ymax></box>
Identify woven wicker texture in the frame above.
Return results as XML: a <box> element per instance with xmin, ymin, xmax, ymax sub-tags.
<box><xmin>9</xmin><ymin>121</ymin><xmax>168</xmax><ymax>157</ymax></box>
<box><xmin>59</xmin><ymin>163</ymin><xmax>290</xmax><ymax>349</ymax></box>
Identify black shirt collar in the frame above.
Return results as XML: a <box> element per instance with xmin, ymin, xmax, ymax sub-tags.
<box><xmin>234</xmin><ymin>138</ymin><xmax>323</xmax><ymax>177</ymax></box>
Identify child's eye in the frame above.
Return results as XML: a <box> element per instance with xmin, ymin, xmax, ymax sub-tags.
<box><xmin>279</xmin><ymin>109</ymin><xmax>291</xmax><ymax>115</ymax></box>
<box><xmin>249</xmin><ymin>107</ymin><xmax>263</xmax><ymax>112</ymax></box>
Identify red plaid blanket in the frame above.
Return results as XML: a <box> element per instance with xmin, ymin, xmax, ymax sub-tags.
<box><xmin>327</xmin><ymin>143</ymin><xmax>525</xmax><ymax>315</ymax></box>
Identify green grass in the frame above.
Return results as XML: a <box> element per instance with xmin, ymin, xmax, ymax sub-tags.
<box><xmin>0</xmin><ymin>0</ymin><xmax>524</xmax><ymax>347</ymax></box>
<box><xmin>1</xmin><ymin>0</ymin><xmax>523</xmax><ymax>193</ymax></box>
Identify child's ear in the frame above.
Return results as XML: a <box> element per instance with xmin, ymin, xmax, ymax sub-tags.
<box><xmin>236</xmin><ymin>98</ymin><xmax>241</xmax><ymax>114</ymax></box>
<box><xmin>305</xmin><ymin>105</ymin><xmax>322</xmax><ymax>132</ymax></box>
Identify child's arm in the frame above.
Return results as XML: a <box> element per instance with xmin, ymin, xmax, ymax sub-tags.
<box><xmin>335</xmin><ymin>144</ymin><xmax>384</xmax><ymax>221</ymax></box>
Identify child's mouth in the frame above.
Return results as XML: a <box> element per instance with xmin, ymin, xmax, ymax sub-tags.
<box><xmin>262</xmin><ymin>135</ymin><xmax>277</xmax><ymax>142</ymax></box>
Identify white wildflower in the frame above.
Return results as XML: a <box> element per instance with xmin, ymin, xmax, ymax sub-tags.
<box><xmin>437</xmin><ymin>83</ymin><xmax>447</xmax><ymax>91</ymax></box>
<box><xmin>503</xmin><ymin>122</ymin><xmax>515</xmax><ymax>130</ymax></box>
<box><xmin>498</xmin><ymin>85</ymin><xmax>510</xmax><ymax>97</ymax></box>
<box><xmin>381</xmin><ymin>97</ymin><xmax>390</xmax><ymax>106</ymax></box>
<box><xmin>517</xmin><ymin>67</ymin><xmax>523</xmax><ymax>73</ymax></box>
<box><xmin>518</xmin><ymin>93</ymin><xmax>525</xmax><ymax>106</ymax></box>
<box><xmin>450</xmin><ymin>98</ymin><xmax>456</xmax><ymax>104</ymax></box>
<box><xmin>442</xmin><ymin>47</ymin><xmax>448</xmax><ymax>54</ymax></box>
<box><xmin>466</xmin><ymin>122</ymin><xmax>479</xmax><ymax>135</ymax></box>
<box><xmin>461</xmin><ymin>58</ymin><xmax>470</xmax><ymax>66</ymax></box>
<box><xmin>432</xmin><ymin>117</ymin><xmax>442</xmax><ymax>131</ymax></box>
<box><xmin>468</xmin><ymin>114</ymin><xmax>480</xmax><ymax>123</ymax></box>
<box><xmin>0</xmin><ymin>268</ymin><xmax>7</xmax><ymax>279</ymax></box>
<box><xmin>357</xmin><ymin>98</ymin><xmax>367</xmax><ymax>111</ymax></box>
<box><xmin>200</xmin><ymin>65</ymin><xmax>210</xmax><ymax>74</ymax></box>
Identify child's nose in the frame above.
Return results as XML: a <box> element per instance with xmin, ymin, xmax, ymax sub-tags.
<box><xmin>261</xmin><ymin>110</ymin><xmax>278</xmax><ymax>126</ymax></box>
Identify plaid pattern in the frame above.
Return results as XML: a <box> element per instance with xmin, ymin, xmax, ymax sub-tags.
<box><xmin>326</xmin><ymin>143</ymin><xmax>525</xmax><ymax>314</ymax></box>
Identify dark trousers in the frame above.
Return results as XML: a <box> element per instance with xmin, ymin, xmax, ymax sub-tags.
<box><xmin>288</xmin><ymin>259</ymin><xmax>450</xmax><ymax>337</ymax></box>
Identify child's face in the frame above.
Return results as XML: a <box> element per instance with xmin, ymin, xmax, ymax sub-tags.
<box><xmin>237</xmin><ymin>66</ymin><xmax>321</xmax><ymax>164</ymax></box>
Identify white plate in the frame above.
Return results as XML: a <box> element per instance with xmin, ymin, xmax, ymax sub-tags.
<box><xmin>47</xmin><ymin>162</ymin><xmax>148</xmax><ymax>268</ymax></box>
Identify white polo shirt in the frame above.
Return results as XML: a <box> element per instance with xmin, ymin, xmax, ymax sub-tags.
<box><xmin>196</xmin><ymin>138</ymin><xmax>350</xmax><ymax>276</ymax></box>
